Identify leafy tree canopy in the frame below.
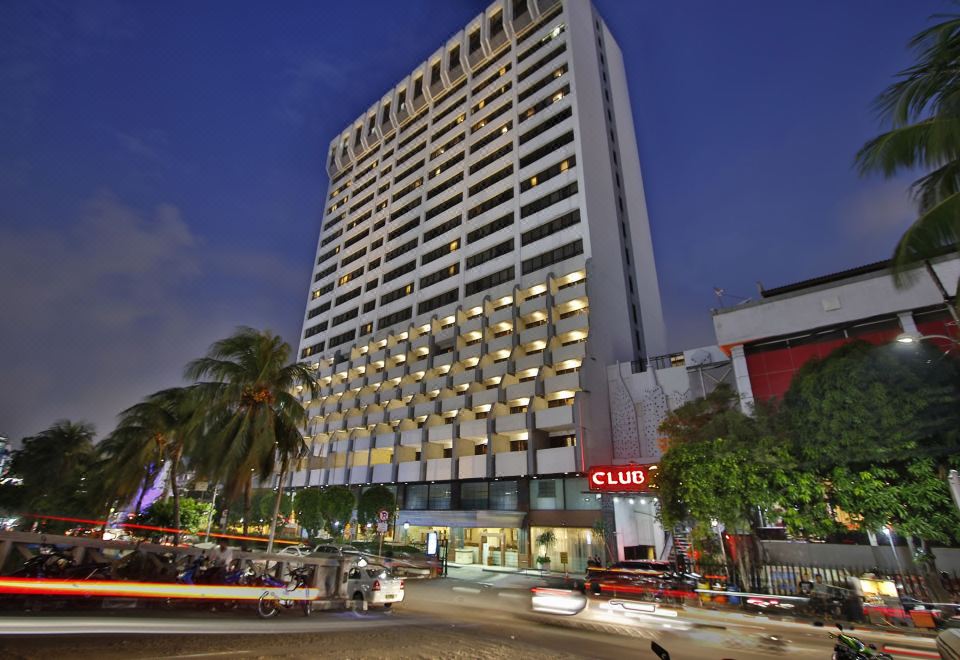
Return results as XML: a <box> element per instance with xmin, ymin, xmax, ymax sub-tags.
<box><xmin>356</xmin><ymin>485</ymin><xmax>395</xmax><ymax>528</ymax></box>
<box><xmin>294</xmin><ymin>488</ymin><xmax>325</xmax><ymax>537</ymax></box>
<box><xmin>139</xmin><ymin>496</ymin><xmax>213</xmax><ymax>532</ymax></box>
<box><xmin>315</xmin><ymin>486</ymin><xmax>355</xmax><ymax>535</ymax></box>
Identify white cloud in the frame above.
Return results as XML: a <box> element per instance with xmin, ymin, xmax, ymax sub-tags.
<box><xmin>0</xmin><ymin>190</ymin><xmax>295</xmax><ymax>443</ymax></box>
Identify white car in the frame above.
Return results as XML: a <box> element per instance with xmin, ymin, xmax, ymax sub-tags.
<box><xmin>278</xmin><ymin>545</ymin><xmax>313</xmax><ymax>557</ymax></box>
<box><xmin>345</xmin><ymin>563</ymin><xmax>404</xmax><ymax>611</ymax></box>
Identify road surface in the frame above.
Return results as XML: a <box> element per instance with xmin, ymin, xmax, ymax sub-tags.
<box><xmin>0</xmin><ymin>568</ymin><xmax>941</xmax><ymax>659</ymax></box>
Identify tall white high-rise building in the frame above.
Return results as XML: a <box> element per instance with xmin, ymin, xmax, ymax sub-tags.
<box><xmin>295</xmin><ymin>0</ymin><xmax>665</xmax><ymax>569</ymax></box>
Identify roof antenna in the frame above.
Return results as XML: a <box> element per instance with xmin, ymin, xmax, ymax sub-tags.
<box><xmin>713</xmin><ymin>287</ymin><xmax>752</xmax><ymax>308</ymax></box>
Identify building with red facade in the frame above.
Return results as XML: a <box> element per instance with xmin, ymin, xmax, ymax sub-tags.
<box><xmin>713</xmin><ymin>253</ymin><xmax>959</xmax><ymax>410</ymax></box>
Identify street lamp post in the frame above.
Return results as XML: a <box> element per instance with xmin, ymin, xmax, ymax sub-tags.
<box><xmin>884</xmin><ymin>526</ymin><xmax>905</xmax><ymax>577</ymax></box>
<box><xmin>895</xmin><ymin>331</ymin><xmax>959</xmax><ymax>352</ymax></box>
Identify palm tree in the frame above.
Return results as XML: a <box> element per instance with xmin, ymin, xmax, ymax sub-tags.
<box><xmin>185</xmin><ymin>327</ymin><xmax>317</xmax><ymax>552</ymax></box>
<box><xmin>109</xmin><ymin>387</ymin><xmax>203</xmax><ymax>544</ymax></box>
<box><xmin>7</xmin><ymin>421</ymin><xmax>96</xmax><ymax>517</ymax></box>
<box><xmin>856</xmin><ymin>13</ymin><xmax>960</xmax><ymax>291</ymax></box>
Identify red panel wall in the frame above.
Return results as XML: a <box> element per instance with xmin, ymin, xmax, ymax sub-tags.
<box><xmin>746</xmin><ymin>330</ymin><xmax>899</xmax><ymax>401</ymax></box>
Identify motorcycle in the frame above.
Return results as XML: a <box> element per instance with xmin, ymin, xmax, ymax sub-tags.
<box><xmin>830</xmin><ymin>624</ymin><xmax>893</xmax><ymax>660</ymax></box>
<box><xmin>257</xmin><ymin>566</ymin><xmax>315</xmax><ymax>619</ymax></box>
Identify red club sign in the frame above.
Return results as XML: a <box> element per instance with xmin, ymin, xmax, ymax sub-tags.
<box><xmin>587</xmin><ymin>464</ymin><xmax>657</xmax><ymax>493</ymax></box>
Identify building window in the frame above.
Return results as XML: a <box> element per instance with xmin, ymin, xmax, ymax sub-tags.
<box><xmin>381</xmin><ymin>282</ymin><xmax>415</xmax><ymax>305</ymax></box>
<box><xmin>521</xmin><ymin>208</ymin><xmax>581</xmax><ymax>245</ymax></box>
<box><xmin>418</xmin><ymin>288</ymin><xmax>459</xmax><ymax>314</ymax></box>
<box><xmin>423</xmin><ymin>214</ymin><xmax>462</xmax><ymax>242</ymax></box>
<box><xmin>377</xmin><ymin>306</ymin><xmax>412</xmax><ymax>330</ymax></box>
<box><xmin>431</xmin><ymin>60</ymin><xmax>442</xmax><ymax>85</ymax></box>
<box><xmin>329</xmin><ymin>329</ymin><xmax>356</xmax><ymax>348</ymax></box>
<box><xmin>519</xmin><ymin>130</ymin><xmax>574</xmax><ymax>168</ymax></box>
<box><xmin>469</xmin><ymin>28</ymin><xmax>481</xmax><ymax>54</ymax></box>
<box><xmin>469</xmin><ymin>142</ymin><xmax>513</xmax><ymax>174</ymax></box>
<box><xmin>466</xmin><ymin>238</ymin><xmax>514</xmax><ymax>269</ymax></box>
<box><xmin>338</xmin><ymin>266</ymin><xmax>364</xmax><ymax>287</ymax></box>
<box><xmin>335</xmin><ymin>287</ymin><xmax>362</xmax><ymax>306</ymax></box>
<box><xmin>466</xmin><ymin>266</ymin><xmax>514</xmax><ymax>296</ymax></box>
<box><xmin>468</xmin><ymin>164</ymin><xmax>513</xmax><ymax>197</ymax></box>
<box><xmin>520</xmin><ymin>181</ymin><xmax>578</xmax><ymax>218</ymax></box>
<box><xmin>517</xmin><ymin>43</ymin><xmax>567</xmax><ymax>83</ymax></box>
<box><xmin>521</xmin><ymin>239</ymin><xmax>583</xmax><ymax>275</ymax></box>
<box><xmin>467</xmin><ymin>212</ymin><xmax>514</xmax><ymax>244</ymax></box>
<box><xmin>381</xmin><ymin>102</ymin><xmax>391</xmax><ymax>127</ymax></box>
<box><xmin>383</xmin><ymin>260</ymin><xmax>416</xmax><ymax>283</ymax></box>
<box><xmin>489</xmin><ymin>9</ymin><xmax>503</xmax><ymax>37</ymax></box>
<box><xmin>461</xmin><ymin>481</ymin><xmax>488</xmax><ymax>510</ymax></box>
<box><xmin>426</xmin><ymin>192</ymin><xmax>463</xmax><ymax>220</ymax></box>
<box><xmin>519</xmin><ymin>106</ymin><xmax>572</xmax><ymax>145</ymax></box>
<box><xmin>420</xmin><ymin>262</ymin><xmax>460</xmax><ymax>289</ymax></box>
<box><xmin>300</xmin><ymin>341</ymin><xmax>325</xmax><ymax>359</ymax></box>
<box><xmin>421</xmin><ymin>238</ymin><xmax>460</xmax><ymax>265</ymax></box>
<box><xmin>449</xmin><ymin>44</ymin><xmax>461</xmax><ymax>68</ymax></box>
<box><xmin>386</xmin><ymin>238</ymin><xmax>419</xmax><ymax>262</ymax></box>
<box><xmin>469</xmin><ymin>120</ymin><xmax>512</xmax><ymax>154</ymax></box>
<box><xmin>518</xmin><ymin>64</ymin><xmax>569</xmax><ymax>103</ymax></box>
<box><xmin>467</xmin><ymin>187</ymin><xmax>514</xmax><ymax>220</ymax></box>
<box><xmin>331</xmin><ymin>307</ymin><xmax>359</xmax><ymax>327</ymax></box>
<box><xmin>520</xmin><ymin>156</ymin><xmax>576</xmax><ymax>193</ymax></box>
<box><xmin>359</xmin><ymin>322</ymin><xmax>373</xmax><ymax>337</ymax></box>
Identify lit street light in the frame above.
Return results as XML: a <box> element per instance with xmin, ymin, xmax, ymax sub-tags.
<box><xmin>895</xmin><ymin>331</ymin><xmax>959</xmax><ymax>350</ymax></box>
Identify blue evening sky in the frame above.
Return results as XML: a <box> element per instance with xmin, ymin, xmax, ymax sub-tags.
<box><xmin>0</xmin><ymin>0</ymin><xmax>946</xmax><ymax>441</ymax></box>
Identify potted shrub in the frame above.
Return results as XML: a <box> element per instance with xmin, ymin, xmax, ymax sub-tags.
<box><xmin>535</xmin><ymin>530</ymin><xmax>556</xmax><ymax>572</ymax></box>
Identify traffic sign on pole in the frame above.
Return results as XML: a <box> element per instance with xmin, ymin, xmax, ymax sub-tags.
<box><xmin>377</xmin><ymin>509</ymin><xmax>389</xmax><ymax>523</ymax></box>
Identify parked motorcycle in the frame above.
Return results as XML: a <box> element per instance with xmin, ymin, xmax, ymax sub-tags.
<box><xmin>830</xmin><ymin>624</ymin><xmax>893</xmax><ymax>660</ymax></box>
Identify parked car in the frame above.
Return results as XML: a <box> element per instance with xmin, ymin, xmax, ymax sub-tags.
<box><xmin>278</xmin><ymin>544</ymin><xmax>313</xmax><ymax>557</ymax></box>
<box><xmin>311</xmin><ymin>543</ymin><xmax>363</xmax><ymax>558</ymax></box>
<box><xmin>345</xmin><ymin>563</ymin><xmax>404</xmax><ymax>611</ymax></box>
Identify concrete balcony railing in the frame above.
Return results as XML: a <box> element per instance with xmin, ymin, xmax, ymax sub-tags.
<box><xmin>434</xmin><ymin>325</ymin><xmax>455</xmax><ymax>344</ymax></box>
<box><xmin>425</xmin><ymin>375</ymin><xmax>449</xmax><ymax>392</ymax></box>
<box><xmin>332</xmin><ymin>438</ymin><xmax>351</xmax><ymax>454</ymax></box>
<box><xmin>349</xmin><ymin>376</ymin><xmax>366</xmax><ymax>391</ymax></box>
<box><xmin>366</xmin><ymin>409</ymin><xmax>386</xmax><ymax>426</ymax></box>
<box><xmin>413</xmin><ymin>401</ymin><xmax>437</xmax><ymax>418</ymax></box>
<box><xmin>412</xmin><ymin>333</ymin><xmax>430</xmax><ymax>351</ymax></box>
<box><xmin>452</xmin><ymin>368</ymin><xmax>477</xmax><ymax>388</ymax></box>
<box><xmin>519</xmin><ymin>295</ymin><xmax>548</xmax><ymax>318</ymax></box>
<box><xmin>544</xmin><ymin>371</ymin><xmax>581</xmax><ymax>395</ymax></box>
<box><xmin>359</xmin><ymin>390</ymin><xmax>378</xmax><ymax>406</ymax></box>
<box><xmin>487</xmin><ymin>334</ymin><xmax>514</xmax><ymax>355</ymax></box>
<box><xmin>331</xmin><ymin>381</ymin><xmax>347</xmax><ymax>395</ymax></box>
<box><xmin>554</xmin><ymin>281</ymin><xmax>586</xmax><ymax>306</ymax></box>
<box><xmin>325</xmin><ymin>417</ymin><xmax>345</xmax><ymax>433</ymax></box>
<box><xmin>494</xmin><ymin>412</ymin><xmax>528</xmax><ymax>434</ymax></box>
<box><xmin>458</xmin><ymin>418</ymin><xmax>488</xmax><ymax>441</ymax></box>
<box><xmin>432</xmin><ymin>351</ymin><xmax>454</xmax><ymax>368</ymax></box>
<box><xmin>329</xmin><ymin>467</ymin><xmax>348</xmax><ymax>485</ymax></box>
<box><xmin>368</xmin><ymin>348</ymin><xmax>386</xmax><ymax>364</ymax></box>
<box><xmin>427</xmin><ymin>423</ymin><xmax>454</xmax><ymax>444</ymax></box>
<box><xmin>426</xmin><ymin>457</ymin><xmax>454</xmax><ymax>481</ymax></box>
<box><xmin>374</xmin><ymin>432</ymin><xmax>398</xmax><ymax>449</ymax></box>
<box><xmin>469</xmin><ymin>387</ymin><xmax>500</xmax><ymax>408</ymax></box>
<box><xmin>459</xmin><ymin>315</ymin><xmax>483</xmax><ymax>335</ymax></box>
<box><xmin>349</xmin><ymin>466</ymin><xmax>370</xmax><ymax>484</ymax></box>
<box><xmin>401</xmin><ymin>380</ymin><xmax>423</xmax><ymax>398</ymax></box>
<box><xmin>400</xmin><ymin>428</ymin><xmax>424</xmax><ymax>447</ymax></box>
<box><xmin>440</xmin><ymin>394</ymin><xmax>466</xmax><ymax>413</ymax></box>
<box><xmin>387</xmin><ymin>365</ymin><xmax>406</xmax><ymax>381</ymax></box>
<box><xmin>519</xmin><ymin>324</ymin><xmax>548</xmax><ymax>347</ymax></box>
<box><xmin>536</xmin><ymin>445</ymin><xmax>577</xmax><ymax>474</ymax></box>
<box><xmin>352</xmin><ymin>435</ymin><xmax>371</xmax><ymax>452</ymax></box>
<box><xmin>345</xmin><ymin>414</ymin><xmax>364</xmax><ymax>430</ymax></box>
<box><xmin>489</xmin><ymin>305</ymin><xmax>513</xmax><ymax>326</ymax></box>
<box><xmin>554</xmin><ymin>313</ymin><xmax>588</xmax><ymax>337</ymax></box>
<box><xmin>505</xmin><ymin>380</ymin><xmax>536</xmax><ymax>402</ymax></box>
<box><xmin>458</xmin><ymin>343</ymin><xmax>482</xmax><ymax>362</ymax></box>
<box><xmin>388</xmin><ymin>406</ymin><xmax>412</xmax><ymax>422</ymax></box>
<box><xmin>408</xmin><ymin>358</ymin><xmax>428</xmax><ymax>375</ymax></box>
<box><xmin>397</xmin><ymin>460</ymin><xmax>425</xmax><ymax>483</ymax></box>
<box><xmin>389</xmin><ymin>341</ymin><xmax>409</xmax><ymax>358</ymax></box>
<box><xmin>481</xmin><ymin>361</ymin><xmax>509</xmax><ymax>381</ymax></box>
<box><xmin>535</xmin><ymin>405</ymin><xmax>574</xmax><ymax>431</ymax></box>
<box><xmin>371</xmin><ymin>463</ymin><xmax>395</xmax><ymax>483</ymax></box>
<box><xmin>495</xmin><ymin>451</ymin><xmax>528</xmax><ymax>477</ymax></box>
<box><xmin>458</xmin><ymin>454</ymin><xmax>488</xmax><ymax>479</ymax></box>
<box><xmin>335</xmin><ymin>359</ymin><xmax>350</xmax><ymax>374</ymax></box>
<box><xmin>515</xmin><ymin>352</ymin><xmax>545</xmax><ymax>372</ymax></box>
<box><xmin>551</xmin><ymin>341</ymin><xmax>586</xmax><ymax>364</ymax></box>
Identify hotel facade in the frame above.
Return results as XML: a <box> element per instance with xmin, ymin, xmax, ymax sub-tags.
<box><xmin>293</xmin><ymin>0</ymin><xmax>666</xmax><ymax>570</ymax></box>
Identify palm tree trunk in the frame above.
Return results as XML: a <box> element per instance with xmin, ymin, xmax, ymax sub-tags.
<box><xmin>266</xmin><ymin>461</ymin><xmax>289</xmax><ymax>554</ymax></box>
<box><xmin>242</xmin><ymin>478</ymin><xmax>252</xmax><ymax>537</ymax></box>
<box><xmin>170</xmin><ymin>448</ymin><xmax>183</xmax><ymax>545</ymax></box>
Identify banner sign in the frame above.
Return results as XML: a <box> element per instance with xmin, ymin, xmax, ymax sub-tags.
<box><xmin>587</xmin><ymin>464</ymin><xmax>657</xmax><ymax>493</ymax></box>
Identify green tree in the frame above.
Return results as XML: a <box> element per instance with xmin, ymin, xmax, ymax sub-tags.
<box><xmin>185</xmin><ymin>327</ymin><xmax>317</xmax><ymax>551</ymax></box>
<box><xmin>356</xmin><ymin>485</ymin><xmax>395</xmax><ymax>528</ymax></box>
<box><xmin>140</xmin><ymin>496</ymin><xmax>213</xmax><ymax>532</ymax></box>
<box><xmin>294</xmin><ymin>488</ymin><xmax>325</xmax><ymax>538</ymax></box>
<box><xmin>0</xmin><ymin>421</ymin><xmax>97</xmax><ymax>523</ymax></box>
<box><xmin>855</xmin><ymin>12</ymin><xmax>960</xmax><ymax>288</ymax></box>
<box><xmin>782</xmin><ymin>341</ymin><xmax>960</xmax><ymax>544</ymax></box>
<box><xmin>315</xmin><ymin>486</ymin><xmax>355</xmax><ymax>536</ymax></box>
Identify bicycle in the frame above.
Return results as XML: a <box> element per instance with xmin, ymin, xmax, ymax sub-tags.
<box><xmin>257</xmin><ymin>566</ymin><xmax>315</xmax><ymax>619</ymax></box>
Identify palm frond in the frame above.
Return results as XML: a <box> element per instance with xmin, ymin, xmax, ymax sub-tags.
<box><xmin>891</xmin><ymin>191</ymin><xmax>960</xmax><ymax>285</ymax></box>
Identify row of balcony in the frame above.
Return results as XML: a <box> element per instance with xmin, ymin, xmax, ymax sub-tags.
<box><xmin>290</xmin><ymin>444</ymin><xmax>578</xmax><ymax>488</ymax></box>
<box><xmin>306</xmin><ymin>339</ymin><xmax>586</xmax><ymax>406</ymax></box>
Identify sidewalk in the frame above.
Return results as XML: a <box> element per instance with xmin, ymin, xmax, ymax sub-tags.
<box><xmin>445</xmin><ymin>562</ymin><xmax>578</xmax><ymax>581</ymax></box>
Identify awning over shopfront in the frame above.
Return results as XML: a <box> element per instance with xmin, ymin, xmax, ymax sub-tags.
<box><xmin>396</xmin><ymin>510</ymin><xmax>527</xmax><ymax>529</ymax></box>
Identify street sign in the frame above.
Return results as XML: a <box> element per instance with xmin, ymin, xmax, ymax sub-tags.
<box><xmin>588</xmin><ymin>464</ymin><xmax>658</xmax><ymax>493</ymax></box>
<box><xmin>560</xmin><ymin>551</ymin><xmax>569</xmax><ymax>564</ymax></box>
<box><xmin>377</xmin><ymin>509</ymin><xmax>390</xmax><ymax>523</ymax></box>
<box><xmin>376</xmin><ymin>522</ymin><xmax>388</xmax><ymax>533</ymax></box>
